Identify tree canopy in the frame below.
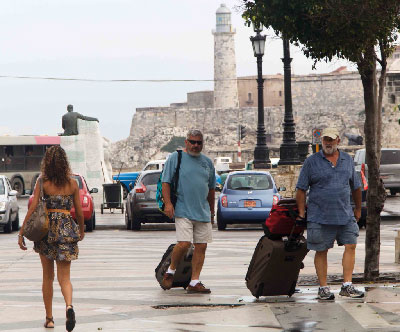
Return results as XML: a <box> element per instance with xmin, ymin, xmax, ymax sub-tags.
<box><xmin>242</xmin><ymin>0</ymin><xmax>400</xmax><ymax>64</ymax></box>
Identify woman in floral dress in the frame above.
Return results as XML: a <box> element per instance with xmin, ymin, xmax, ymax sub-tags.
<box><xmin>18</xmin><ymin>146</ymin><xmax>84</xmax><ymax>331</ymax></box>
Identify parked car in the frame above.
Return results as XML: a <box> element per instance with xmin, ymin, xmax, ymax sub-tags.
<box><xmin>28</xmin><ymin>174</ymin><xmax>98</xmax><ymax>232</ymax></box>
<box><xmin>125</xmin><ymin>170</ymin><xmax>172</xmax><ymax>230</ymax></box>
<box><xmin>0</xmin><ymin>175</ymin><xmax>19</xmax><ymax>233</ymax></box>
<box><xmin>354</xmin><ymin>148</ymin><xmax>400</xmax><ymax>196</ymax></box>
<box><xmin>217</xmin><ymin>171</ymin><xmax>281</xmax><ymax>230</ymax></box>
<box><xmin>114</xmin><ymin>159</ymin><xmax>166</xmax><ymax>199</ymax></box>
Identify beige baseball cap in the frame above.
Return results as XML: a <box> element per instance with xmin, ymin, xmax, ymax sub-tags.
<box><xmin>322</xmin><ymin>127</ymin><xmax>339</xmax><ymax>139</ymax></box>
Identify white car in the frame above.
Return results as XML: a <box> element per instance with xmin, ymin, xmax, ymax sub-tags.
<box><xmin>0</xmin><ymin>175</ymin><xmax>19</xmax><ymax>233</ymax></box>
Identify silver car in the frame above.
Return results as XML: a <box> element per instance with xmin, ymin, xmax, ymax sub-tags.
<box><xmin>0</xmin><ymin>175</ymin><xmax>19</xmax><ymax>233</ymax></box>
<box><xmin>125</xmin><ymin>170</ymin><xmax>172</xmax><ymax>231</ymax></box>
<box><xmin>354</xmin><ymin>148</ymin><xmax>400</xmax><ymax>195</ymax></box>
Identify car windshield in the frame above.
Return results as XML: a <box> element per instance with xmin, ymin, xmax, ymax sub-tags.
<box><xmin>227</xmin><ymin>174</ymin><xmax>273</xmax><ymax>190</ymax></box>
<box><xmin>71</xmin><ymin>175</ymin><xmax>83</xmax><ymax>189</ymax></box>
<box><xmin>0</xmin><ymin>179</ymin><xmax>4</xmax><ymax>195</ymax></box>
<box><xmin>142</xmin><ymin>172</ymin><xmax>161</xmax><ymax>186</ymax></box>
<box><xmin>381</xmin><ymin>150</ymin><xmax>400</xmax><ymax>165</ymax></box>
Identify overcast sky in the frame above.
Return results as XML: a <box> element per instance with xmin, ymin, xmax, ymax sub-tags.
<box><xmin>0</xmin><ymin>0</ymin><xmax>354</xmax><ymax>142</ymax></box>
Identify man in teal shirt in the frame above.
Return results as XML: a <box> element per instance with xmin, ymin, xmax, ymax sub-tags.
<box><xmin>161</xmin><ymin>129</ymin><xmax>216</xmax><ymax>293</ymax></box>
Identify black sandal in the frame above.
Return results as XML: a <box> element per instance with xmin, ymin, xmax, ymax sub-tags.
<box><xmin>66</xmin><ymin>305</ymin><xmax>76</xmax><ymax>332</ymax></box>
<box><xmin>44</xmin><ymin>316</ymin><xmax>54</xmax><ymax>328</ymax></box>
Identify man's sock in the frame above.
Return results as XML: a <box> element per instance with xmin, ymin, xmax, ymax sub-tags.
<box><xmin>343</xmin><ymin>282</ymin><xmax>352</xmax><ymax>287</ymax></box>
<box><xmin>167</xmin><ymin>267</ymin><xmax>176</xmax><ymax>275</ymax></box>
<box><xmin>189</xmin><ymin>279</ymin><xmax>199</xmax><ymax>287</ymax></box>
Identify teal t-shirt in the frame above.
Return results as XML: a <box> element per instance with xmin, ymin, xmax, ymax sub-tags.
<box><xmin>162</xmin><ymin>151</ymin><xmax>216</xmax><ymax>222</ymax></box>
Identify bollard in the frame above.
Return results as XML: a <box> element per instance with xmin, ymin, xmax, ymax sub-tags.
<box><xmin>395</xmin><ymin>230</ymin><xmax>400</xmax><ymax>263</ymax></box>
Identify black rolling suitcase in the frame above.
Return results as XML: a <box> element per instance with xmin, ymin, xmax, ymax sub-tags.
<box><xmin>245</xmin><ymin>235</ymin><xmax>308</xmax><ymax>298</ymax></box>
<box><xmin>155</xmin><ymin>244</ymin><xmax>193</xmax><ymax>290</ymax></box>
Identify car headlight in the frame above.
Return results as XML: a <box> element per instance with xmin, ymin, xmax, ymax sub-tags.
<box><xmin>0</xmin><ymin>202</ymin><xmax>6</xmax><ymax>210</ymax></box>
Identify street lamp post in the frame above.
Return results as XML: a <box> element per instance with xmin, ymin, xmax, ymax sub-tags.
<box><xmin>250</xmin><ymin>24</ymin><xmax>271</xmax><ymax>169</ymax></box>
<box><xmin>278</xmin><ymin>37</ymin><xmax>300</xmax><ymax>165</ymax></box>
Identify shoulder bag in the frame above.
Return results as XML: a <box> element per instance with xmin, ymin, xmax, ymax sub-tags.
<box><xmin>23</xmin><ymin>177</ymin><xmax>50</xmax><ymax>242</ymax></box>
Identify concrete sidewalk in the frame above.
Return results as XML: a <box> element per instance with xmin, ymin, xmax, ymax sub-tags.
<box><xmin>0</xmin><ymin>222</ymin><xmax>399</xmax><ymax>331</ymax></box>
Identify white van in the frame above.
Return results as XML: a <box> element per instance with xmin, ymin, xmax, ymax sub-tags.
<box><xmin>142</xmin><ymin>160</ymin><xmax>166</xmax><ymax>171</ymax></box>
<box><xmin>214</xmin><ymin>157</ymin><xmax>232</xmax><ymax>173</ymax></box>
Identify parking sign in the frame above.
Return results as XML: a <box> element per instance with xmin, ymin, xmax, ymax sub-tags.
<box><xmin>312</xmin><ymin>128</ymin><xmax>322</xmax><ymax>144</ymax></box>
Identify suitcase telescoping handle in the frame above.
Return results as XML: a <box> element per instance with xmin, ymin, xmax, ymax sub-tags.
<box><xmin>285</xmin><ymin>214</ymin><xmax>307</xmax><ymax>251</ymax></box>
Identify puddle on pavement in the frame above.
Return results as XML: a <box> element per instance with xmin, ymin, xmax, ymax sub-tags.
<box><xmin>152</xmin><ymin>303</ymin><xmax>244</xmax><ymax>309</ymax></box>
<box><xmin>283</xmin><ymin>321</ymin><xmax>318</xmax><ymax>332</ymax></box>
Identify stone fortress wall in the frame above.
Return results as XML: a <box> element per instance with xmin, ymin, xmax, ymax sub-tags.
<box><xmin>110</xmin><ymin>68</ymin><xmax>400</xmax><ymax>171</ymax></box>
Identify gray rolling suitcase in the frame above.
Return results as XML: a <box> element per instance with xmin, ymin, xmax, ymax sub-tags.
<box><xmin>155</xmin><ymin>244</ymin><xmax>193</xmax><ymax>290</ymax></box>
<box><xmin>245</xmin><ymin>235</ymin><xmax>308</xmax><ymax>298</ymax></box>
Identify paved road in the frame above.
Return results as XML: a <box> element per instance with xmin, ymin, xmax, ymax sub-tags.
<box><xmin>0</xmin><ymin>196</ymin><xmax>399</xmax><ymax>331</ymax></box>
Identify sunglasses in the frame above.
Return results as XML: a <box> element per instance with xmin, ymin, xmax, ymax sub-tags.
<box><xmin>188</xmin><ymin>140</ymin><xmax>203</xmax><ymax>145</ymax></box>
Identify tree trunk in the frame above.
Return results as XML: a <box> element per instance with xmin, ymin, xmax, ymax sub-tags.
<box><xmin>358</xmin><ymin>46</ymin><xmax>386</xmax><ymax>281</ymax></box>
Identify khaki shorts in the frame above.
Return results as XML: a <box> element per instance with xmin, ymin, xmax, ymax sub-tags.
<box><xmin>175</xmin><ymin>217</ymin><xmax>213</xmax><ymax>244</ymax></box>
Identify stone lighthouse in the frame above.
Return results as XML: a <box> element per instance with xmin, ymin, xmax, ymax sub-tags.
<box><xmin>212</xmin><ymin>4</ymin><xmax>239</xmax><ymax>109</ymax></box>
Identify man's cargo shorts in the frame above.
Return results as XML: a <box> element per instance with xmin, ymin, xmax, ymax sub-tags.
<box><xmin>306</xmin><ymin>221</ymin><xmax>359</xmax><ymax>251</ymax></box>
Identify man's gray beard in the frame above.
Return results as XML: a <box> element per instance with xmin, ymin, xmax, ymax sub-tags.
<box><xmin>322</xmin><ymin>145</ymin><xmax>338</xmax><ymax>155</ymax></box>
<box><xmin>187</xmin><ymin>150</ymin><xmax>201</xmax><ymax>157</ymax></box>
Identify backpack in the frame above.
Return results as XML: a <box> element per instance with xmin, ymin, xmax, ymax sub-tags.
<box><xmin>156</xmin><ymin>150</ymin><xmax>182</xmax><ymax>213</ymax></box>
<box><xmin>263</xmin><ymin>198</ymin><xmax>307</xmax><ymax>240</ymax></box>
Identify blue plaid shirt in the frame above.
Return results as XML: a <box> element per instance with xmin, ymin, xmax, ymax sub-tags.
<box><xmin>296</xmin><ymin>150</ymin><xmax>361</xmax><ymax>225</ymax></box>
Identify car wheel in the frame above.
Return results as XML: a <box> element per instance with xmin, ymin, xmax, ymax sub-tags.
<box><xmin>4</xmin><ymin>214</ymin><xmax>12</xmax><ymax>233</ymax></box>
<box><xmin>101</xmin><ymin>204</ymin><xmax>104</xmax><ymax>214</ymax></box>
<box><xmin>217</xmin><ymin>210</ymin><xmax>227</xmax><ymax>231</ymax></box>
<box><xmin>12</xmin><ymin>212</ymin><xmax>19</xmax><ymax>231</ymax></box>
<box><xmin>121</xmin><ymin>204</ymin><xmax>124</xmax><ymax>214</ymax></box>
<box><xmin>125</xmin><ymin>210</ymin><xmax>132</xmax><ymax>230</ymax></box>
<box><xmin>86</xmin><ymin>215</ymin><xmax>94</xmax><ymax>232</ymax></box>
<box><xmin>132</xmin><ymin>213</ymin><xmax>141</xmax><ymax>231</ymax></box>
<box><xmin>390</xmin><ymin>189</ymin><xmax>397</xmax><ymax>196</ymax></box>
<box><xmin>11</xmin><ymin>177</ymin><xmax>24</xmax><ymax>196</ymax></box>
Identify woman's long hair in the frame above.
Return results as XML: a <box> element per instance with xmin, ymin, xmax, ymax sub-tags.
<box><xmin>41</xmin><ymin>146</ymin><xmax>72</xmax><ymax>187</ymax></box>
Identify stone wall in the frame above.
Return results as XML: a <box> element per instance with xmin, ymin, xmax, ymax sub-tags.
<box><xmin>291</xmin><ymin>72</ymin><xmax>366</xmax><ymax>142</ymax></box>
<box><xmin>112</xmin><ymin>70</ymin><xmax>400</xmax><ymax>170</ymax></box>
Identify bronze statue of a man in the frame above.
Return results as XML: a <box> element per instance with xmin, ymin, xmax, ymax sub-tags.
<box><xmin>61</xmin><ymin>104</ymin><xmax>99</xmax><ymax>136</ymax></box>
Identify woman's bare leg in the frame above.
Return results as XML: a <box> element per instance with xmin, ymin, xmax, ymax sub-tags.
<box><xmin>56</xmin><ymin>260</ymin><xmax>73</xmax><ymax>306</ymax></box>
<box><xmin>40</xmin><ymin>255</ymin><xmax>55</xmax><ymax>327</ymax></box>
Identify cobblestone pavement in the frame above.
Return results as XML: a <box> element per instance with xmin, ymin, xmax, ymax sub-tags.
<box><xmin>0</xmin><ymin>196</ymin><xmax>399</xmax><ymax>331</ymax></box>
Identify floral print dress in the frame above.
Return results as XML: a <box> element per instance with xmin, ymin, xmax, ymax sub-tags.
<box><xmin>34</xmin><ymin>195</ymin><xmax>80</xmax><ymax>261</ymax></box>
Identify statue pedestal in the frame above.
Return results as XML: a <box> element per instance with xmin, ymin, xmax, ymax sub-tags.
<box><xmin>60</xmin><ymin>120</ymin><xmax>113</xmax><ymax>207</ymax></box>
